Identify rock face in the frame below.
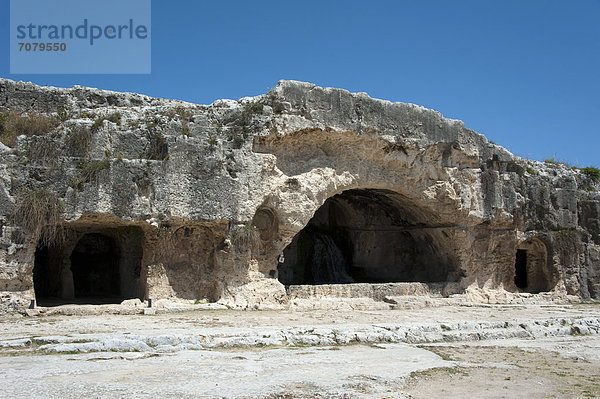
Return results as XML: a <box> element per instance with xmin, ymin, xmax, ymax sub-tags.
<box><xmin>0</xmin><ymin>78</ymin><xmax>598</xmax><ymax>313</ymax></box>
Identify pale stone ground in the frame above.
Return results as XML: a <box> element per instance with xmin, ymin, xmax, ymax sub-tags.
<box><xmin>0</xmin><ymin>302</ymin><xmax>599</xmax><ymax>398</ymax></box>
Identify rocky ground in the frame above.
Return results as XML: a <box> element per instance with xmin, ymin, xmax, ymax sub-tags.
<box><xmin>0</xmin><ymin>302</ymin><xmax>599</xmax><ymax>398</ymax></box>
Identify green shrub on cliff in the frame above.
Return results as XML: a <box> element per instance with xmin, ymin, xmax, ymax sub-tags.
<box><xmin>581</xmin><ymin>167</ymin><xmax>600</xmax><ymax>182</ymax></box>
<box><xmin>147</xmin><ymin>131</ymin><xmax>169</xmax><ymax>160</ymax></box>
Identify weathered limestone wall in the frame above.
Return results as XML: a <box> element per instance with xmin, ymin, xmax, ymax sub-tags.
<box><xmin>0</xmin><ymin>78</ymin><xmax>598</xmax><ymax>312</ymax></box>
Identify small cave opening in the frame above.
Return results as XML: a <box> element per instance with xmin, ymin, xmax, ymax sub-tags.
<box><xmin>33</xmin><ymin>226</ymin><xmax>145</xmax><ymax>306</ymax></box>
<box><xmin>70</xmin><ymin>233</ymin><xmax>121</xmax><ymax>302</ymax></box>
<box><xmin>514</xmin><ymin>239</ymin><xmax>553</xmax><ymax>294</ymax></box>
<box><xmin>277</xmin><ymin>189</ymin><xmax>462</xmax><ymax>285</ymax></box>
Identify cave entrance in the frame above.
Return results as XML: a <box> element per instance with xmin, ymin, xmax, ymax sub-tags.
<box><xmin>514</xmin><ymin>239</ymin><xmax>553</xmax><ymax>294</ymax></box>
<box><xmin>514</xmin><ymin>249</ymin><xmax>528</xmax><ymax>289</ymax></box>
<box><xmin>33</xmin><ymin>226</ymin><xmax>145</xmax><ymax>306</ymax></box>
<box><xmin>33</xmin><ymin>243</ymin><xmax>62</xmax><ymax>304</ymax></box>
<box><xmin>70</xmin><ymin>233</ymin><xmax>121</xmax><ymax>302</ymax></box>
<box><xmin>277</xmin><ymin>189</ymin><xmax>461</xmax><ymax>285</ymax></box>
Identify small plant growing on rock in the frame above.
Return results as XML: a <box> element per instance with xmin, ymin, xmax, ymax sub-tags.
<box><xmin>68</xmin><ymin>176</ymin><xmax>85</xmax><ymax>190</ymax></box>
<box><xmin>11</xmin><ymin>188</ymin><xmax>63</xmax><ymax>246</ymax></box>
<box><xmin>544</xmin><ymin>157</ymin><xmax>573</xmax><ymax>168</ymax></box>
<box><xmin>77</xmin><ymin>111</ymin><xmax>95</xmax><ymax>119</ymax></box>
<box><xmin>162</xmin><ymin>106</ymin><xmax>193</xmax><ymax>121</ymax></box>
<box><xmin>91</xmin><ymin>112</ymin><xmax>122</xmax><ymax>133</ymax></box>
<box><xmin>106</xmin><ymin>112</ymin><xmax>122</xmax><ymax>124</ymax></box>
<box><xmin>90</xmin><ymin>118</ymin><xmax>103</xmax><ymax>132</ymax></box>
<box><xmin>239</xmin><ymin>101</ymin><xmax>264</xmax><ymax>127</ymax></box>
<box><xmin>145</xmin><ymin>117</ymin><xmax>160</xmax><ymax>131</ymax></box>
<box><xmin>525</xmin><ymin>166</ymin><xmax>538</xmax><ymax>175</ymax></box>
<box><xmin>75</xmin><ymin>158</ymin><xmax>111</xmax><ymax>185</ymax></box>
<box><xmin>128</xmin><ymin>119</ymin><xmax>141</xmax><ymax>129</ymax></box>
<box><xmin>246</xmin><ymin>102</ymin><xmax>264</xmax><ymax>114</ymax></box>
<box><xmin>55</xmin><ymin>108</ymin><xmax>71</xmax><ymax>122</ymax></box>
<box><xmin>181</xmin><ymin>121</ymin><xmax>190</xmax><ymax>136</ymax></box>
<box><xmin>147</xmin><ymin>131</ymin><xmax>169</xmax><ymax>160</ymax></box>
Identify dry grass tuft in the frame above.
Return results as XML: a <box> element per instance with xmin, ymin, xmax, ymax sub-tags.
<box><xmin>25</xmin><ymin>137</ymin><xmax>60</xmax><ymax>165</ymax></box>
<box><xmin>65</xmin><ymin>125</ymin><xmax>93</xmax><ymax>157</ymax></box>
<box><xmin>11</xmin><ymin>189</ymin><xmax>63</xmax><ymax>246</ymax></box>
<box><xmin>0</xmin><ymin>111</ymin><xmax>54</xmax><ymax>147</ymax></box>
<box><xmin>231</xmin><ymin>223</ymin><xmax>260</xmax><ymax>253</ymax></box>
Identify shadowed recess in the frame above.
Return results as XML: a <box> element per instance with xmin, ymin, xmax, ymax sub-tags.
<box><xmin>278</xmin><ymin>189</ymin><xmax>463</xmax><ymax>285</ymax></box>
<box><xmin>70</xmin><ymin>233</ymin><xmax>121</xmax><ymax>300</ymax></box>
<box><xmin>514</xmin><ymin>238</ymin><xmax>554</xmax><ymax>294</ymax></box>
<box><xmin>33</xmin><ymin>226</ymin><xmax>144</xmax><ymax>306</ymax></box>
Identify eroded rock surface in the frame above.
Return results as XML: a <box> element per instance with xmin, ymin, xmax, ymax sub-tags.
<box><xmin>0</xmin><ymin>79</ymin><xmax>598</xmax><ymax>312</ymax></box>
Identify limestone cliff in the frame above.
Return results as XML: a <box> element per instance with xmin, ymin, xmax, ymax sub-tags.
<box><xmin>0</xmin><ymin>79</ymin><xmax>598</xmax><ymax>313</ymax></box>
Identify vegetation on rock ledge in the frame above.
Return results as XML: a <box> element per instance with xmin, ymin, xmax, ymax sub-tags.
<box><xmin>581</xmin><ymin>167</ymin><xmax>600</xmax><ymax>182</ymax></box>
<box><xmin>91</xmin><ymin>112</ymin><xmax>122</xmax><ymax>133</ymax></box>
<box><xmin>11</xmin><ymin>188</ymin><xmax>63</xmax><ymax>246</ymax></box>
<box><xmin>0</xmin><ymin>111</ymin><xmax>55</xmax><ymax>147</ymax></box>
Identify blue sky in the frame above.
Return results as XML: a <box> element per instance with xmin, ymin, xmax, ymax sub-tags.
<box><xmin>1</xmin><ymin>0</ymin><xmax>598</xmax><ymax>166</ymax></box>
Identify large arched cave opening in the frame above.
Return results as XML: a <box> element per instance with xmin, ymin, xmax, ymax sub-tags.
<box><xmin>277</xmin><ymin>189</ymin><xmax>463</xmax><ymax>286</ymax></box>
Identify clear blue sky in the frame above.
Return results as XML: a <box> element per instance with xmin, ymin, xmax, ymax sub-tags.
<box><xmin>1</xmin><ymin>0</ymin><xmax>598</xmax><ymax>166</ymax></box>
